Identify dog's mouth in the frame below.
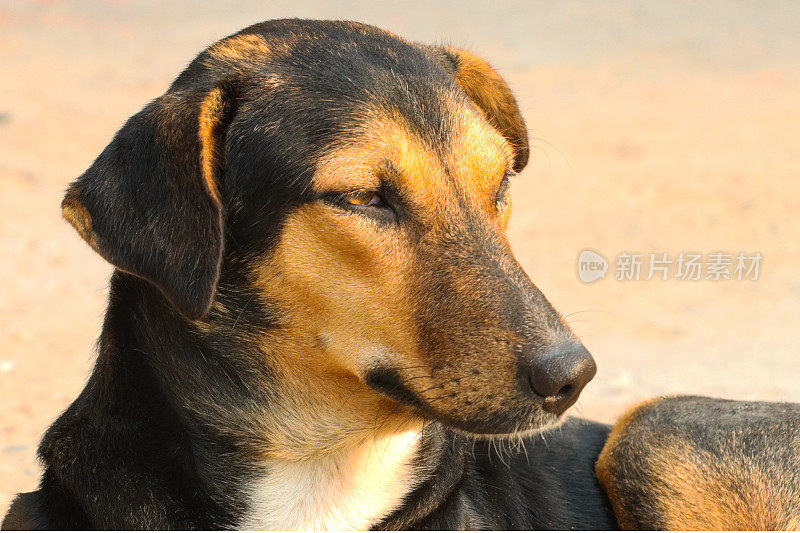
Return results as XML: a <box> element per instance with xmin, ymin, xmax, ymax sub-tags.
<box><xmin>363</xmin><ymin>366</ymin><xmax>566</xmax><ymax>437</ymax></box>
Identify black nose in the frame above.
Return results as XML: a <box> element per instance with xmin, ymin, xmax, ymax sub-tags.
<box><xmin>522</xmin><ymin>343</ymin><xmax>597</xmax><ymax>415</ymax></box>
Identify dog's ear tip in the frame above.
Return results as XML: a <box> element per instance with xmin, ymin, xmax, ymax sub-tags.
<box><xmin>162</xmin><ymin>259</ymin><xmax>221</xmax><ymax>321</ymax></box>
<box><xmin>174</xmin><ymin>297</ymin><xmax>213</xmax><ymax>321</ymax></box>
<box><xmin>61</xmin><ymin>180</ymin><xmax>83</xmax><ymax>217</ymax></box>
<box><xmin>61</xmin><ymin>182</ymin><xmax>103</xmax><ymax>253</ymax></box>
<box><xmin>127</xmin><ymin>268</ymin><xmax>218</xmax><ymax>321</ymax></box>
<box><xmin>60</xmin><ymin>181</ymin><xmax>78</xmax><ymax>210</ymax></box>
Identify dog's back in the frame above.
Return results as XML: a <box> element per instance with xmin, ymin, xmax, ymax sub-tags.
<box><xmin>597</xmin><ymin>396</ymin><xmax>800</xmax><ymax>530</ymax></box>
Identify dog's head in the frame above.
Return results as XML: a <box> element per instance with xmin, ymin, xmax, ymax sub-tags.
<box><xmin>62</xmin><ymin>20</ymin><xmax>595</xmax><ymax>440</ymax></box>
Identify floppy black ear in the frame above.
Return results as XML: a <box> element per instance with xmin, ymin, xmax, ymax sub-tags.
<box><xmin>62</xmin><ymin>82</ymin><xmax>236</xmax><ymax>319</ymax></box>
<box><xmin>426</xmin><ymin>46</ymin><xmax>530</xmax><ymax>172</ymax></box>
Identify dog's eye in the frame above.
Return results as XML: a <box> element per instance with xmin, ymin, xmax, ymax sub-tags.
<box><xmin>495</xmin><ymin>174</ymin><xmax>513</xmax><ymax>210</ymax></box>
<box><xmin>345</xmin><ymin>191</ymin><xmax>383</xmax><ymax>206</ymax></box>
<box><xmin>322</xmin><ymin>189</ymin><xmax>397</xmax><ymax>223</ymax></box>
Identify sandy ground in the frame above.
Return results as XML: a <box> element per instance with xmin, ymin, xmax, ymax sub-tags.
<box><xmin>1</xmin><ymin>1</ymin><xmax>799</xmax><ymax>516</ymax></box>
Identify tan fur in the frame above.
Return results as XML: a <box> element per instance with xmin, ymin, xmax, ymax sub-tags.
<box><xmin>445</xmin><ymin>46</ymin><xmax>528</xmax><ymax>170</ymax></box>
<box><xmin>595</xmin><ymin>398</ymin><xmax>659</xmax><ymax>530</ymax></box>
<box><xmin>649</xmin><ymin>438</ymin><xmax>798</xmax><ymax>530</ymax></box>
<box><xmin>61</xmin><ymin>188</ymin><xmax>100</xmax><ymax>254</ymax></box>
<box><xmin>235</xmin><ymin>215</ymin><xmax>428</xmax><ymax>524</ymax></box>
<box><xmin>313</xmin><ymin>116</ymin><xmax>448</xmax><ymax>212</ymax></box>
<box><xmin>314</xmin><ymin>111</ymin><xmax>513</xmax><ymax>221</ymax></box>
<box><xmin>446</xmin><ymin>107</ymin><xmax>515</xmax><ymax>226</ymax></box>
<box><xmin>251</xmin><ymin>203</ymin><xmax>424</xmax><ymax>459</ymax></box>
<box><xmin>206</xmin><ymin>33</ymin><xmax>288</xmax><ymax>66</ymax></box>
<box><xmin>197</xmin><ymin>86</ymin><xmax>225</xmax><ymax>204</ymax></box>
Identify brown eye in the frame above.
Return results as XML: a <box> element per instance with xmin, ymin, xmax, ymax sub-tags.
<box><xmin>322</xmin><ymin>188</ymin><xmax>396</xmax><ymax>223</ymax></box>
<box><xmin>346</xmin><ymin>191</ymin><xmax>383</xmax><ymax>206</ymax></box>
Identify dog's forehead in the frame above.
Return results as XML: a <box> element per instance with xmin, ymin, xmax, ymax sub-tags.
<box><xmin>313</xmin><ymin>108</ymin><xmax>512</xmax><ymax>207</ymax></box>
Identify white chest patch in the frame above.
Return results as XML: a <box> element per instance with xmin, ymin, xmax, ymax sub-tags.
<box><xmin>239</xmin><ymin>428</ymin><xmax>423</xmax><ymax>530</ymax></box>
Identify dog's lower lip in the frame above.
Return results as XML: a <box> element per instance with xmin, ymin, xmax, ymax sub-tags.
<box><xmin>363</xmin><ymin>367</ymin><xmax>428</xmax><ymax>409</ymax></box>
<box><xmin>415</xmin><ymin>399</ymin><xmax>560</xmax><ymax>436</ymax></box>
<box><xmin>451</xmin><ymin>415</ymin><xmax>561</xmax><ymax>438</ymax></box>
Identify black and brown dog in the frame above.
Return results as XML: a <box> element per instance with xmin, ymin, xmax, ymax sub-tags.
<box><xmin>3</xmin><ymin>19</ymin><xmax>799</xmax><ymax>530</ymax></box>
<box><xmin>1</xmin><ymin>18</ymin><xmax>613</xmax><ymax>530</ymax></box>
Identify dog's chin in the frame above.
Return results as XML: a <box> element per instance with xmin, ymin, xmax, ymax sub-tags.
<box><xmin>478</xmin><ymin>413</ymin><xmax>568</xmax><ymax>440</ymax></box>
<box><xmin>430</xmin><ymin>406</ymin><xmax>563</xmax><ymax>439</ymax></box>
<box><xmin>362</xmin><ymin>367</ymin><xmax>565</xmax><ymax>438</ymax></box>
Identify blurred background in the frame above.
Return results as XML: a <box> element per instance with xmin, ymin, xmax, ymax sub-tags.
<box><xmin>2</xmin><ymin>0</ymin><xmax>799</xmax><ymax>513</ymax></box>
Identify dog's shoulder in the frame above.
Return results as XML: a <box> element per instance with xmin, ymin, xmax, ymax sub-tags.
<box><xmin>596</xmin><ymin>395</ymin><xmax>800</xmax><ymax>530</ymax></box>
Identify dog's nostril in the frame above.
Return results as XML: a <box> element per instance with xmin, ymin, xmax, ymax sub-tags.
<box><xmin>523</xmin><ymin>343</ymin><xmax>597</xmax><ymax>415</ymax></box>
<box><xmin>555</xmin><ymin>383</ymin><xmax>574</xmax><ymax>399</ymax></box>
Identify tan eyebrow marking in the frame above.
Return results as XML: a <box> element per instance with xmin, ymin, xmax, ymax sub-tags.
<box><xmin>311</xmin><ymin>115</ymin><xmax>445</xmax><ymax>200</ymax></box>
<box><xmin>312</xmin><ymin>144</ymin><xmax>384</xmax><ymax>193</ymax></box>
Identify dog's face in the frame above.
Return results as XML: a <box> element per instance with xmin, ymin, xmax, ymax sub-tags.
<box><xmin>62</xmin><ymin>20</ymin><xmax>595</xmax><ymax>440</ymax></box>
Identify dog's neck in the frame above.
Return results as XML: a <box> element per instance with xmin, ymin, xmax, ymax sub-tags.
<box><xmin>240</xmin><ymin>426</ymin><xmax>424</xmax><ymax>530</ymax></box>
<box><xmin>100</xmin><ymin>272</ymin><xmax>431</xmax><ymax>529</ymax></box>
<box><xmin>225</xmin><ymin>306</ymin><xmax>429</xmax><ymax>529</ymax></box>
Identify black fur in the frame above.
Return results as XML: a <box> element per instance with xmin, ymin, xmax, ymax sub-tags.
<box><xmin>379</xmin><ymin>420</ymin><xmax>616</xmax><ymax>530</ymax></box>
